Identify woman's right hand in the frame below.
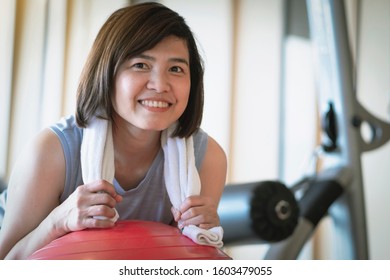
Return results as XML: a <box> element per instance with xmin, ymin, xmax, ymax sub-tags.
<box><xmin>54</xmin><ymin>179</ymin><xmax>122</xmax><ymax>234</ymax></box>
<box><xmin>0</xmin><ymin>130</ymin><xmax>123</xmax><ymax>259</ymax></box>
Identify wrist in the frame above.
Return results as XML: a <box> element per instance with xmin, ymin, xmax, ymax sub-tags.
<box><xmin>45</xmin><ymin>207</ymin><xmax>71</xmax><ymax>240</ymax></box>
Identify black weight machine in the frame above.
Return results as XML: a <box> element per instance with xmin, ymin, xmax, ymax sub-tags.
<box><xmin>218</xmin><ymin>0</ymin><xmax>390</xmax><ymax>259</ymax></box>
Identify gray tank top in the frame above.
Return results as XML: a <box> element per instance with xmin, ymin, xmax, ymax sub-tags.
<box><xmin>50</xmin><ymin>115</ymin><xmax>208</xmax><ymax>224</ymax></box>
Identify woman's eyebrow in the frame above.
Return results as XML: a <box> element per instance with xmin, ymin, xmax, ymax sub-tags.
<box><xmin>134</xmin><ymin>54</ymin><xmax>189</xmax><ymax>66</ymax></box>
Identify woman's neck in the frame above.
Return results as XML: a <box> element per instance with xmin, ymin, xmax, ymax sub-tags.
<box><xmin>111</xmin><ymin>115</ymin><xmax>162</xmax><ymax>190</ymax></box>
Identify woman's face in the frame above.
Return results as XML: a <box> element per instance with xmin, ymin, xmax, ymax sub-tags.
<box><xmin>112</xmin><ymin>35</ymin><xmax>191</xmax><ymax>133</ymax></box>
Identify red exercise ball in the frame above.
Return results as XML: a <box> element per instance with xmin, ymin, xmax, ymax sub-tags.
<box><xmin>28</xmin><ymin>220</ymin><xmax>231</xmax><ymax>260</ymax></box>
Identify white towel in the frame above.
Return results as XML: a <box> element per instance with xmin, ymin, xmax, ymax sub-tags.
<box><xmin>182</xmin><ymin>225</ymin><xmax>224</xmax><ymax>247</ymax></box>
<box><xmin>81</xmin><ymin>117</ymin><xmax>119</xmax><ymax>222</ymax></box>
<box><xmin>81</xmin><ymin>117</ymin><xmax>223</xmax><ymax>248</ymax></box>
<box><xmin>161</xmin><ymin>124</ymin><xmax>224</xmax><ymax>248</ymax></box>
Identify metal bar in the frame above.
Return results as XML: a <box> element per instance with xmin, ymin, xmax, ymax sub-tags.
<box><xmin>306</xmin><ymin>0</ymin><xmax>369</xmax><ymax>259</ymax></box>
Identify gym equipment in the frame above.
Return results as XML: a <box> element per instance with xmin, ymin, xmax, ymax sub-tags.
<box><xmin>219</xmin><ymin>0</ymin><xmax>390</xmax><ymax>259</ymax></box>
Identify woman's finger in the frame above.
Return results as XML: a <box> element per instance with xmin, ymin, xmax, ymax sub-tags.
<box><xmin>82</xmin><ymin>180</ymin><xmax>122</xmax><ymax>201</ymax></box>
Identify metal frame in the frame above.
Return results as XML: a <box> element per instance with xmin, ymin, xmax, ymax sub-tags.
<box><xmin>220</xmin><ymin>0</ymin><xmax>390</xmax><ymax>259</ymax></box>
<box><xmin>269</xmin><ymin>0</ymin><xmax>390</xmax><ymax>259</ymax></box>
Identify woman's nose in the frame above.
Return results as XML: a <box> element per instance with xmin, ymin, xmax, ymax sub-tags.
<box><xmin>147</xmin><ymin>70</ymin><xmax>170</xmax><ymax>93</ymax></box>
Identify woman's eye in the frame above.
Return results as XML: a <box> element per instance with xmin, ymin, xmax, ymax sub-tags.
<box><xmin>133</xmin><ymin>63</ymin><xmax>148</xmax><ymax>69</ymax></box>
<box><xmin>170</xmin><ymin>66</ymin><xmax>183</xmax><ymax>73</ymax></box>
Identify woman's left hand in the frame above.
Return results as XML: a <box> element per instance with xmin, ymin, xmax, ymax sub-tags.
<box><xmin>170</xmin><ymin>136</ymin><xmax>227</xmax><ymax>231</ymax></box>
<box><xmin>172</xmin><ymin>195</ymin><xmax>220</xmax><ymax>229</ymax></box>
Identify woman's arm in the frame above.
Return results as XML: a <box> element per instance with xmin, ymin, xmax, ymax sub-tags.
<box><xmin>0</xmin><ymin>129</ymin><xmax>66</xmax><ymax>259</ymax></box>
<box><xmin>175</xmin><ymin>136</ymin><xmax>227</xmax><ymax>229</ymax></box>
<box><xmin>0</xmin><ymin>129</ymin><xmax>121</xmax><ymax>259</ymax></box>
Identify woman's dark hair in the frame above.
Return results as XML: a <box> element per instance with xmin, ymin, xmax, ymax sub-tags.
<box><xmin>76</xmin><ymin>2</ymin><xmax>204</xmax><ymax>138</ymax></box>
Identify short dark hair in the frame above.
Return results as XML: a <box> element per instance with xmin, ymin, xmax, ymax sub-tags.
<box><xmin>76</xmin><ymin>2</ymin><xmax>204</xmax><ymax>138</ymax></box>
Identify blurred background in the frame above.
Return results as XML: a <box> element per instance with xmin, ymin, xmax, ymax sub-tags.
<box><xmin>0</xmin><ymin>0</ymin><xmax>389</xmax><ymax>259</ymax></box>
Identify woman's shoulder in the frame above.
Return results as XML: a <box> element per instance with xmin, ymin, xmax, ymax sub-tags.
<box><xmin>192</xmin><ymin>128</ymin><xmax>208</xmax><ymax>169</ymax></box>
<box><xmin>48</xmin><ymin>115</ymin><xmax>83</xmax><ymax>177</ymax></box>
<box><xmin>48</xmin><ymin>115</ymin><xmax>84</xmax><ymax>201</ymax></box>
<box><xmin>49</xmin><ymin>115</ymin><xmax>83</xmax><ymax>151</ymax></box>
<box><xmin>50</xmin><ymin>115</ymin><xmax>82</xmax><ymax>137</ymax></box>
<box><xmin>193</xmin><ymin>128</ymin><xmax>211</xmax><ymax>152</ymax></box>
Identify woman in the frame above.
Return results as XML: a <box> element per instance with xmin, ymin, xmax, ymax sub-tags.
<box><xmin>0</xmin><ymin>2</ymin><xmax>226</xmax><ymax>259</ymax></box>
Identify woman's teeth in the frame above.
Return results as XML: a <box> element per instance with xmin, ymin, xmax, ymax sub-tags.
<box><xmin>140</xmin><ymin>100</ymin><xmax>170</xmax><ymax>108</ymax></box>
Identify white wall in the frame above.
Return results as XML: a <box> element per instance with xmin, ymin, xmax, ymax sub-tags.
<box><xmin>0</xmin><ymin>0</ymin><xmax>16</xmax><ymax>179</ymax></box>
<box><xmin>8</xmin><ymin>0</ymin><xmax>47</xmax><ymax>172</ymax></box>
<box><xmin>358</xmin><ymin>0</ymin><xmax>390</xmax><ymax>259</ymax></box>
<box><xmin>229</xmin><ymin>0</ymin><xmax>283</xmax><ymax>183</ymax></box>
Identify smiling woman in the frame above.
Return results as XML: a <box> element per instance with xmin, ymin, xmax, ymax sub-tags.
<box><xmin>0</xmin><ymin>2</ymin><xmax>227</xmax><ymax>260</ymax></box>
<box><xmin>1</xmin><ymin>0</ymin><xmax>389</xmax><ymax>261</ymax></box>
<box><xmin>112</xmin><ymin>36</ymin><xmax>191</xmax><ymax>133</ymax></box>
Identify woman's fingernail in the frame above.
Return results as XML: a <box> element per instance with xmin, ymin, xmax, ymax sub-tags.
<box><xmin>178</xmin><ymin>220</ymin><xmax>184</xmax><ymax>229</ymax></box>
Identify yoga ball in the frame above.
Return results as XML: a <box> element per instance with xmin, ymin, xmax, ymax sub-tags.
<box><xmin>28</xmin><ymin>220</ymin><xmax>231</xmax><ymax>260</ymax></box>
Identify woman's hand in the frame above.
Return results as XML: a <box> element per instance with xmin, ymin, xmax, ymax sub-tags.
<box><xmin>55</xmin><ymin>179</ymin><xmax>122</xmax><ymax>234</ymax></box>
<box><xmin>171</xmin><ymin>195</ymin><xmax>220</xmax><ymax>230</ymax></box>
<box><xmin>170</xmin><ymin>136</ymin><xmax>227</xmax><ymax>231</ymax></box>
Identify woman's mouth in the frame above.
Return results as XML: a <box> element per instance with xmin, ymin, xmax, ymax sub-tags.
<box><xmin>139</xmin><ymin>100</ymin><xmax>171</xmax><ymax>109</ymax></box>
